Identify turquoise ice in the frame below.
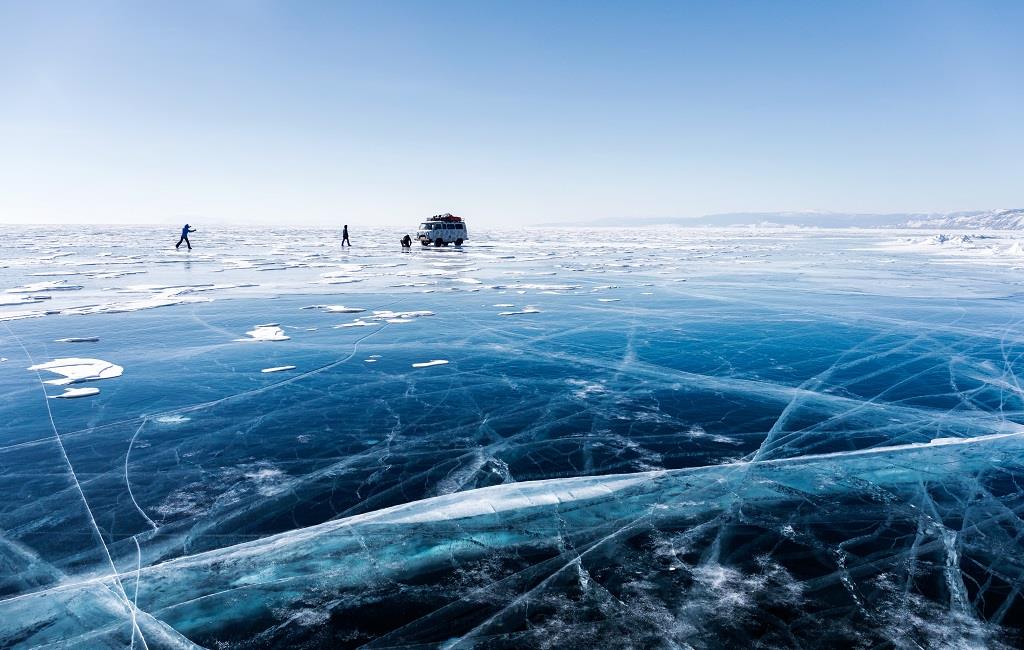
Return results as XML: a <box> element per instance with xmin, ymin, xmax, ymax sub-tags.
<box><xmin>1</xmin><ymin>226</ymin><xmax>1023</xmax><ymax>648</ymax></box>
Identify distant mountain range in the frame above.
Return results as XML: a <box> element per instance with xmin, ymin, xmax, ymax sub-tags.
<box><xmin>584</xmin><ymin>208</ymin><xmax>1024</xmax><ymax>229</ymax></box>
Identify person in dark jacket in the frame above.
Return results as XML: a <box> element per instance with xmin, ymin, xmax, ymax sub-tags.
<box><xmin>176</xmin><ymin>224</ymin><xmax>196</xmax><ymax>250</ymax></box>
<box><xmin>401</xmin><ymin>234</ymin><xmax>412</xmax><ymax>248</ymax></box>
<box><xmin>342</xmin><ymin>225</ymin><xmax>351</xmax><ymax>246</ymax></box>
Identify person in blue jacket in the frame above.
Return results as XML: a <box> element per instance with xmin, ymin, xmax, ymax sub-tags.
<box><xmin>176</xmin><ymin>224</ymin><xmax>196</xmax><ymax>250</ymax></box>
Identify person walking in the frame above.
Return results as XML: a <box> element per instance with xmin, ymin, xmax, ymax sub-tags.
<box><xmin>176</xmin><ymin>223</ymin><xmax>196</xmax><ymax>250</ymax></box>
<box><xmin>342</xmin><ymin>224</ymin><xmax>351</xmax><ymax>246</ymax></box>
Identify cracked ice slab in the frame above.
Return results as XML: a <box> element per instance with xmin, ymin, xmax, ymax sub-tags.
<box><xmin>3</xmin><ymin>432</ymin><xmax>1021</xmax><ymax>647</ymax></box>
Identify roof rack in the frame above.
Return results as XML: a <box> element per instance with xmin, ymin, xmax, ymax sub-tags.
<box><xmin>427</xmin><ymin>213</ymin><xmax>463</xmax><ymax>222</ymax></box>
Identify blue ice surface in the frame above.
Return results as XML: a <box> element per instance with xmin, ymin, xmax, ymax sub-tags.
<box><xmin>1</xmin><ymin>226</ymin><xmax>1024</xmax><ymax>648</ymax></box>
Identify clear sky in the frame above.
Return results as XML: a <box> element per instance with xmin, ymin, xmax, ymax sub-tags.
<box><xmin>1</xmin><ymin>1</ymin><xmax>1022</xmax><ymax>226</ymax></box>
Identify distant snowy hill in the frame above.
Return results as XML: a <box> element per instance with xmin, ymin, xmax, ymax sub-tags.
<box><xmin>586</xmin><ymin>209</ymin><xmax>1024</xmax><ymax>229</ymax></box>
<box><xmin>901</xmin><ymin>209</ymin><xmax>1024</xmax><ymax>229</ymax></box>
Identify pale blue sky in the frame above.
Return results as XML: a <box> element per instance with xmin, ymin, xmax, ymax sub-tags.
<box><xmin>1</xmin><ymin>1</ymin><xmax>1021</xmax><ymax>226</ymax></box>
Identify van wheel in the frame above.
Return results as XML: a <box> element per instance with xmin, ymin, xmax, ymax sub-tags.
<box><xmin>454</xmin><ymin>239</ymin><xmax>463</xmax><ymax>246</ymax></box>
<box><xmin>434</xmin><ymin>238</ymin><xmax>443</xmax><ymax>247</ymax></box>
<box><xmin>421</xmin><ymin>240</ymin><xmax>430</xmax><ymax>246</ymax></box>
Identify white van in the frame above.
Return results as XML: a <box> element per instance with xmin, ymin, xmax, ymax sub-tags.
<box><xmin>417</xmin><ymin>214</ymin><xmax>469</xmax><ymax>246</ymax></box>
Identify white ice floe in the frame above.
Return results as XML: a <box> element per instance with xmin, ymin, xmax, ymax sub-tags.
<box><xmin>493</xmin><ymin>303</ymin><xmax>515</xmax><ymax>307</ymax></box>
<box><xmin>320</xmin><ymin>277</ymin><xmax>363</xmax><ymax>285</ymax></box>
<box><xmin>6</xmin><ymin>280</ymin><xmax>83</xmax><ymax>293</ymax></box>
<box><xmin>0</xmin><ymin>295</ymin><xmax>51</xmax><ymax>306</ymax></box>
<box><xmin>498</xmin><ymin>306</ymin><xmax>541</xmax><ymax>316</ymax></box>
<box><xmin>55</xmin><ymin>337</ymin><xmax>99</xmax><ymax>343</ymax></box>
<box><xmin>1004</xmin><ymin>242</ymin><xmax>1024</xmax><ymax>257</ymax></box>
<box><xmin>58</xmin><ymin>284</ymin><xmax>252</xmax><ymax>317</ymax></box>
<box><xmin>492</xmin><ymin>283</ymin><xmax>580</xmax><ymax>291</ymax></box>
<box><xmin>51</xmin><ymin>387</ymin><xmax>100</xmax><ymax>399</ymax></box>
<box><xmin>217</xmin><ymin>259</ymin><xmax>257</xmax><ymax>270</ymax></box>
<box><xmin>261</xmin><ymin>365</ymin><xmax>297</xmax><ymax>373</ymax></box>
<box><xmin>412</xmin><ymin>360</ymin><xmax>449</xmax><ymax>368</ymax></box>
<box><xmin>597</xmin><ymin>298</ymin><xmax>621</xmax><ymax>302</ymax></box>
<box><xmin>301</xmin><ymin>305</ymin><xmax>366</xmax><ymax>313</ymax></box>
<box><xmin>321</xmin><ymin>264</ymin><xmax>364</xmax><ymax>275</ymax></box>
<box><xmin>86</xmin><ymin>270</ymin><xmax>145</xmax><ymax>280</ymax></box>
<box><xmin>372</xmin><ymin>310</ymin><xmax>434</xmax><ymax>320</ymax></box>
<box><xmin>0</xmin><ymin>310</ymin><xmax>46</xmax><ymax>322</ymax></box>
<box><xmin>336</xmin><ymin>309</ymin><xmax>437</xmax><ymax>325</ymax></box>
<box><xmin>28</xmin><ymin>358</ymin><xmax>124</xmax><ymax>386</ymax></box>
<box><xmin>61</xmin><ymin>294</ymin><xmax>214</xmax><ymax>316</ymax></box>
<box><xmin>239</xmin><ymin>324</ymin><xmax>290</xmax><ymax>342</ymax></box>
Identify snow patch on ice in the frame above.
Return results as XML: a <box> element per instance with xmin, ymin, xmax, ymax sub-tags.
<box><xmin>6</xmin><ymin>280</ymin><xmax>83</xmax><ymax>293</ymax></box>
<box><xmin>302</xmin><ymin>305</ymin><xmax>366</xmax><ymax>313</ymax></box>
<box><xmin>261</xmin><ymin>365</ymin><xmax>296</xmax><ymax>373</ymax></box>
<box><xmin>0</xmin><ymin>295</ymin><xmax>51</xmax><ymax>306</ymax></box>
<box><xmin>412</xmin><ymin>360</ymin><xmax>449</xmax><ymax>368</ymax></box>
<box><xmin>51</xmin><ymin>387</ymin><xmax>100</xmax><ymax>399</ymax></box>
<box><xmin>239</xmin><ymin>324</ymin><xmax>290</xmax><ymax>342</ymax></box>
<box><xmin>28</xmin><ymin>358</ymin><xmax>123</xmax><ymax>386</ymax></box>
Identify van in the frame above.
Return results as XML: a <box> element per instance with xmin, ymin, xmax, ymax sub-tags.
<box><xmin>417</xmin><ymin>214</ymin><xmax>469</xmax><ymax>246</ymax></box>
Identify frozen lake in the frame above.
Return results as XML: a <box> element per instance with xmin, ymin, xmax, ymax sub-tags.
<box><xmin>2</xmin><ymin>225</ymin><xmax>1024</xmax><ymax>648</ymax></box>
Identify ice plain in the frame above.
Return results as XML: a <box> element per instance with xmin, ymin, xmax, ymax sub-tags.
<box><xmin>2</xmin><ymin>225</ymin><xmax>1024</xmax><ymax>648</ymax></box>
